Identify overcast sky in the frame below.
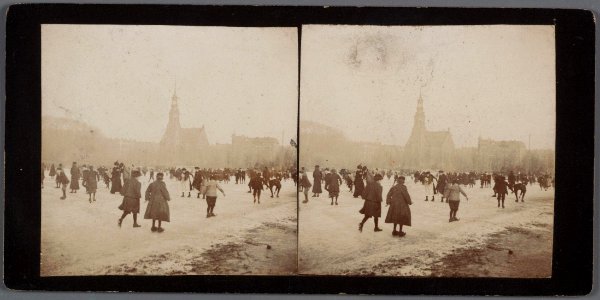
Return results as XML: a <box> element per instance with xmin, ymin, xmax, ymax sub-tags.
<box><xmin>42</xmin><ymin>25</ymin><xmax>298</xmax><ymax>145</ymax></box>
<box><xmin>300</xmin><ymin>25</ymin><xmax>555</xmax><ymax>149</ymax></box>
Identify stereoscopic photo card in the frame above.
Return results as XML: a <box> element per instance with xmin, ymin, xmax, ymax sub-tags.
<box><xmin>4</xmin><ymin>4</ymin><xmax>595</xmax><ymax>295</ymax></box>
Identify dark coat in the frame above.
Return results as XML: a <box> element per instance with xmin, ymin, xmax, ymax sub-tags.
<box><xmin>327</xmin><ymin>173</ymin><xmax>342</xmax><ymax>193</ymax></box>
<box><xmin>495</xmin><ymin>179</ymin><xmax>510</xmax><ymax>194</ymax></box>
<box><xmin>49</xmin><ymin>164</ymin><xmax>56</xmax><ymax>177</ymax></box>
<box><xmin>85</xmin><ymin>170</ymin><xmax>98</xmax><ymax>193</ymax></box>
<box><xmin>110</xmin><ymin>167</ymin><xmax>122</xmax><ymax>194</ymax></box>
<box><xmin>359</xmin><ymin>179</ymin><xmax>383</xmax><ymax>218</ymax></box>
<box><xmin>385</xmin><ymin>184</ymin><xmax>412</xmax><ymax>225</ymax></box>
<box><xmin>70</xmin><ymin>166</ymin><xmax>81</xmax><ymax>190</ymax></box>
<box><xmin>144</xmin><ymin>180</ymin><xmax>170</xmax><ymax>222</ymax></box>
<box><xmin>118</xmin><ymin>177</ymin><xmax>141</xmax><ymax>213</ymax></box>
<box><xmin>312</xmin><ymin>170</ymin><xmax>323</xmax><ymax>193</ymax></box>
<box><xmin>300</xmin><ymin>173</ymin><xmax>312</xmax><ymax>189</ymax></box>
<box><xmin>436</xmin><ymin>174</ymin><xmax>448</xmax><ymax>195</ymax></box>
<box><xmin>57</xmin><ymin>172</ymin><xmax>70</xmax><ymax>186</ymax></box>
<box><xmin>192</xmin><ymin>170</ymin><xmax>203</xmax><ymax>190</ymax></box>
<box><xmin>353</xmin><ymin>172</ymin><xmax>364</xmax><ymax>198</ymax></box>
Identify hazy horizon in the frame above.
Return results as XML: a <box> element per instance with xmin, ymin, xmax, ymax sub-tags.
<box><xmin>42</xmin><ymin>25</ymin><xmax>298</xmax><ymax>145</ymax></box>
<box><xmin>300</xmin><ymin>25</ymin><xmax>556</xmax><ymax>150</ymax></box>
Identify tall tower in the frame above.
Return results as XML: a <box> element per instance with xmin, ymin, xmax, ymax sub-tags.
<box><xmin>160</xmin><ymin>85</ymin><xmax>181</xmax><ymax>147</ymax></box>
<box><xmin>167</xmin><ymin>84</ymin><xmax>181</xmax><ymax>131</ymax></box>
<box><xmin>410</xmin><ymin>92</ymin><xmax>426</xmax><ymax>137</ymax></box>
<box><xmin>404</xmin><ymin>92</ymin><xmax>427</xmax><ymax>169</ymax></box>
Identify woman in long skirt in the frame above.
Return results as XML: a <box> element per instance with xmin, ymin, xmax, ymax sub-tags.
<box><xmin>85</xmin><ymin>166</ymin><xmax>98</xmax><ymax>203</ymax></box>
<box><xmin>312</xmin><ymin>165</ymin><xmax>323</xmax><ymax>197</ymax></box>
<box><xmin>358</xmin><ymin>172</ymin><xmax>384</xmax><ymax>232</ymax></box>
<box><xmin>118</xmin><ymin>170</ymin><xmax>142</xmax><ymax>228</ymax></box>
<box><xmin>385</xmin><ymin>176</ymin><xmax>412</xmax><ymax>237</ymax></box>
<box><xmin>327</xmin><ymin>169</ymin><xmax>342</xmax><ymax>205</ymax></box>
<box><xmin>110</xmin><ymin>164</ymin><xmax>122</xmax><ymax>194</ymax></box>
<box><xmin>144</xmin><ymin>172</ymin><xmax>170</xmax><ymax>232</ymax></box>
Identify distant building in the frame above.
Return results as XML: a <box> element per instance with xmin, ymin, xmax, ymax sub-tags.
<box><xmin>231</xmin><ymin>134</ymin><xmax>280</xmax><ymax>168</ymax></box>
<box><xmin>403</xmin><ymin>94</ymin><xmax>455</xmax><ymax>170</ymax></box>
<box><xmin>159</xmin><ymin>87</ymin><xmax>209</xmax><ymax>165</ymax></box>
<box><xmin>476</xmin><ymin>137</ymin><xmax>526</xmax><ymax>171</ymax></box>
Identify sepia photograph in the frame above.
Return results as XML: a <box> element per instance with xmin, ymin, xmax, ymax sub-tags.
<box><xmin>298</xmin><ymin>25</ymin><xmax>556</xmax><ymax>277</ymax></box>
<box><xmin>40</xmin><ymin>24</ymin><xmax>298</xmax><ymax>276</ymax></box>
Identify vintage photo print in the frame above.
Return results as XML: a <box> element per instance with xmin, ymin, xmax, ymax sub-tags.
<box><xmin>298</xmin><ymin>25</ymin><xmax>555</xmax><ymax>277</ymax></box>
<box><xmin>41</xmin><ymin>24</ymin><xmax>298</xmax><ymax>276</ymax></box>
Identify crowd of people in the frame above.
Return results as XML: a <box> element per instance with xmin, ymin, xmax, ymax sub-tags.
<box><xmin>298</xmin><ymin>164</ymin><xmax>554</xmax><ymax>238</ymax></box>
<box><xmin>41</xmin><ymin>161</ymin><xmax>297</xmax><ymax>233</ymax></box>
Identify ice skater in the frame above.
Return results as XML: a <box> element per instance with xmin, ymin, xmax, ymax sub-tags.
<box><xmin>300</xmin><ymin>168</ymin><xmax>312</xmax><ymax>203</ymax></box>
<box><xmin>385</xmin><ymin>176</ymin><xmax>412</xmax><ymax>237</ymax></box>
<box><xmin>144</xmin><ymin>172</ymin><xmax>170</xmax><ymax>232</ymax></box>
<box><xmin>444</xmin><ymin>179</ymin><xmax>468</xmax><ymax>222</ymax></box>
<box><xmin>249</xmin><ymin>173</ymin><xmax>264</xmax><ymax>204</ymax></box>
<box><xmin>118</xmin><ymin>170</ymin><xmax>142</xmax><ymax>228</ymax></box>
<box><xmin>56</xmin><ymin>167</ymin><xmax>70</xmax><ymax>200</ymax></box>
<box><xmin>358</xmin><ymin>171</ymin><xmax>384</xmax><ymax>233</ymax></box>
<box><xmin>327</xmin><ymin>169</ymin><xmax>342</xmax><ymax>205</ymax></box>
<box><xmin>204</xmin><ymin>175</ymin><xmax>225</xmax><ymax>218</ymax></box>
<box><xmin>85</xmin><ymin>165</ymin><xmax>98</xmax><ymax>203</ymax></box>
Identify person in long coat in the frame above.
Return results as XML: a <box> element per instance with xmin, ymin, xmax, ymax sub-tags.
<box><xmin>118</xmin><ymin>170</ymin><xmax>142</xmax><ymax>228</ymax></box>
<box><xmin>85</xmin><ymin>166</ymin><xmax>98</xmax><ymax>203</ymax></box>
<box><xmin>144</xmin><ymin>172</ymin><xmax>170</xmax><ymax>232</ymax></box>
<box><xmin>327</xmin><ymin>169</ymin><xmax>343</xmax><ymax>205</ymax></box>
<box><xmin>385</xmin><ymin>176</ymin><xmax>412</xmax><ymax>237</ymax></box>
<box><xmin>312</xmin><ymin>165</ymin><xmax>323</xmax><ymax>197</ymax></box>
<box><xmin>358</xmin><ymin>171</ymin><xmax>384</xmax><ymax>233</ymax></box>
<box><xmin>49</xmin><ymin>163</ymin><xmax>56</xmax><ymax>178</ymax></box>
<box><xmin>436</xmin><ymin>170</ymin><xmax>448</xmax><ymax>202</ymax></box>
<box><xmin>69</xmin><ymin>162</ymin><xmax>81</xmax><ymax>193</ymax></box>
<box><xmin>353</xmin><ymin>166</ymin><xmax>365</xmax><ymax>198</ymax></box>
<box><xmin>110</xmin><ymin>163</ymin><xmax>122</xmax><ymax>194</ymax></box>
<box><xmin>300</xmin><ymin>168</ymin><xmax>312</xmax><ymax>203</ymax></box>
<box><xmin>192</xmin><ymin>167</ymin><xmax>204</xmax><ymax>198</ymax></box>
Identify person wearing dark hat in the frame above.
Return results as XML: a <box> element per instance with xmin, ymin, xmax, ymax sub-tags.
<box><xmin>358</xmin><ymin>171</ymin><xmax>384</xmax><ymax>232</ymax></box>
<box><xmin>327</xmin><ymin>169</ymin><xmax>342</xmax><ymax>205</ymax></box>
<box><xmin>353</xmin><ymin>165</ymin><xmax>365</xmax><ymax>198</ymax></box>
<box><xmin>385</xmin><ymin>176</ymin><xmax>412</xmax><ymax>237</ymax></box>
<box><xmin>85</xmin><ymin>165</ymin><xmax>98</xmax><ymax>203</ymax></box>
<box><xmin>144</xmin><ymin>172</ymin><xmax>170</xmax><ymax>232</ymax></box>
<box><xmin>69</xmin><ymin>162</ymin><xmax>81</xmax><ymax>193</ymax></box>
<box><xmin>312</xmin><ymin>165</ymin><xmax>323</xmax><ymax>197</ymax></box>
<box><xmin>56</xmin><ymin>167</ymin><xmax>70</xmax><ymax>200</ymax></box>
<box><xmin>443</xmin><ymin>179</ymin><xmax>468</xmax><ymax>222</ymax></box>
<box><xmin>118</xmin><ymin>170</ymin><xmax>142</xmax><ymax>228</ymax></box>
